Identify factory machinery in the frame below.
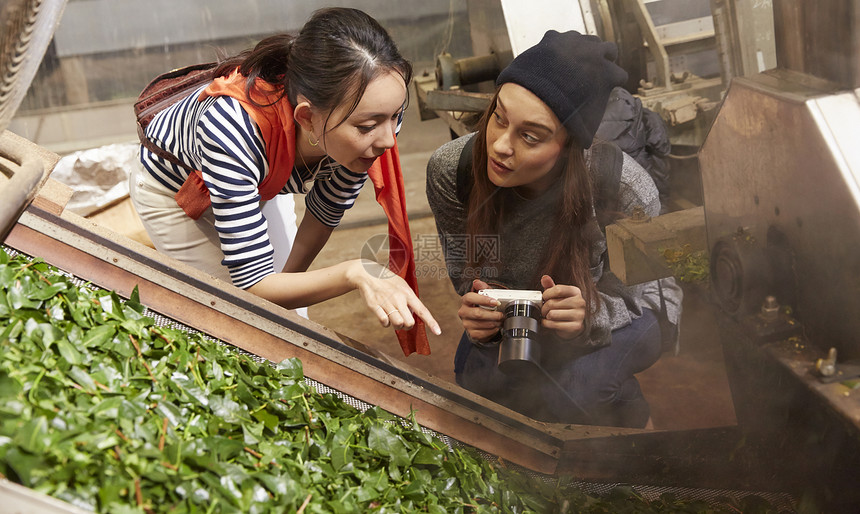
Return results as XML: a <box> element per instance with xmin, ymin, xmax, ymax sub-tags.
<box><xmin>416</xmin><ymin>0</ymin><xmax>766</xmax><ymax>147</ymax></box>
<box><xmin>2</xmin><ymin>0</ymin><xmax>860</xmax><ymax>512</ymax></box>
<box><xmin>418</xmin><ymin>2</ymin><xmax>860</xmax><ymax>510</ymax></box>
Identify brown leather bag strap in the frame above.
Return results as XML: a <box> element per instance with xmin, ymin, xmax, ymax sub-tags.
<box><xmin>137</xmin><ymin>125</ymin><xmax>195</xmax><ymax>173</ymax></box>
<box><xmin>135</xmin><ymin>62</ymin><xmax>219</xmax><ymax>173</ymax></box>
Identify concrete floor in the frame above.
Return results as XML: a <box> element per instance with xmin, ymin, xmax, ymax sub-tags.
<box><xmin>303</xmin><ymin>100</ymin><xmax>738</xmax><ymax>431</ymax></box>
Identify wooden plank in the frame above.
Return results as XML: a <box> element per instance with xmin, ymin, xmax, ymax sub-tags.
<box><xmin>86</xmin><ymin>195</ymin><xmax>153</xmax><ymax>248</ymax></box>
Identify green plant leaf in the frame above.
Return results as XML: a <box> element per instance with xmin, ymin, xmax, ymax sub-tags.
<box><xmin>368</xmin><ymin>424</ymin><xmax>411</xmax><ymax>467</ymax></box>
<box><xmin>81</xmin><ymin>324</ymin><xmax>115</xmax><ymax>349</ymax></box>
<box><xmin>56</xmin><ymin>339</ymin><xmax>83</xmax><ymax>365</ymax></box>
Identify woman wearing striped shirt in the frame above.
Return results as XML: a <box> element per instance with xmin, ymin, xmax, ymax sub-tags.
<box><xmin>130</xmin><ymin>8</ymin><xmax>440</xmax><ymax>352</ymax></box>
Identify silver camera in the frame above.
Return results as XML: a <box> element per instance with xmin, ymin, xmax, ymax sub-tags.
<box><xmin>478</xmin><ymin>289</ymin><xmax>543</xmax><ymax>308</ymax></box>
<box><xmin>478</xmin><ymin>289</ymin><xmax>543</xmax><ymax>377</ymax></box>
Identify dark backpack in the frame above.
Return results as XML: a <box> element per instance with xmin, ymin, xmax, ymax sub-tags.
<box><xmin>595</xmin><ymin>87</ymin><xmax>670</xmax><ymax>202</ymax></box>
<box><xmin>134</xmin><ymin>62</ymin><xmax>219</xmax><ymax>172</ymax></box>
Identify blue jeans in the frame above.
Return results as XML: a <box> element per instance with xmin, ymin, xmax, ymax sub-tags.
<box><xmin>454</xmin><ymin>309</ymin><xmax>662</xmax><ymax>428</ymax></box>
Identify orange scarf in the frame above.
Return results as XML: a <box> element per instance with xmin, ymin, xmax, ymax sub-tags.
<box><xmin>177</xmin><ymin>69</ymin><xmax>429</xmax><ymax>356</ymax></box>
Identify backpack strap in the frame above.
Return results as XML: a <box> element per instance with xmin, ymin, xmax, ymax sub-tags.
<box><xmin>134</xmin><ymin>62</ymin><xmax>219</xmax><ymax>130</ymax></box>
<box><xmin>589</xmin><ymin>140</ymin><xmax>624</xmax><ymax>231</ymax></box>
<box><xmin>591</xmin><ymin>140</ymin><xmax>677</xmax><ymax>353</ymax></box>
<box><xmin>455</xmin><ymin>135</ymin><xmax>476</xmax><ymax>205</ymax></box>
<box><xmin>134</xmin><ymin>62</ymin><xmax>219</xmax><ymax>174</ymax></box>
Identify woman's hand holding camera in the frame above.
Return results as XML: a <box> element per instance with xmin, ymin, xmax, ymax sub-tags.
<box><xmin>540</xmin><ymin>275</ymin><xmax>587</xmax><ymax>340</ymax></box>
<box><xmin>459</xmin><ymin>279</ymin><xmax>504</xmax><ymax>343</ymax></box>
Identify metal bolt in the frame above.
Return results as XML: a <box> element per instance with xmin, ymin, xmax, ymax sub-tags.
<box><xmin>816</xmin><ymin>347</ymin><xmax>838</xmax><ymax>377</ymax></box>
<box><xmin>630</xmin><ymin>205</ymin><xmax>650</xmax><ymax>223</ymax></box>
<box><xmin>760</xmin><ymin>295</ymin><xmax>779</xmax><ymax>322</ymax></box>
<box><xmin>670</xmin><ymin>71</ymin><xmax>691</xmax><ymax>84</ymax></box>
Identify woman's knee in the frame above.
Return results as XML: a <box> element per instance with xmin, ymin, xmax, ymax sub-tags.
<box><xmin>456</xmin><ymin>344</ymin><xmax>504</xmax><ymax>394</ymax></box>
<box><xmin>611</xmin><ymin>310</ymin><xmax>664</xmax><ymax>374</ymax></box>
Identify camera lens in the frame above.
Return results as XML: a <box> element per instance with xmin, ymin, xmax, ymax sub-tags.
<box><xmin>498</xmin><ymin>299</ymin><xmax>541</xmax><ymax>378</ymax></box>
<box><xmin>503</xmin><ymin>301</ymin><xmax>541</xmax><ymax>338</ymax></box>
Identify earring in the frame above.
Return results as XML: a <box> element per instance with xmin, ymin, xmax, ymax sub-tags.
<box><xmin>307</xmin><ymin>131</ymin><xmax>319</xmax><ymax>147</ymax></box>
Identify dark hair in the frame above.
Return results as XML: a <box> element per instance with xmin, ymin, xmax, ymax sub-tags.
<box><xmin>466</xmin><ymin>92</ymin><xmax>600</xmax><ymax>321</ymax></box>
<box><xmin>214</xmin><ymin>7</ymin><xmax>412</xmax><ymax>132</ymax></box>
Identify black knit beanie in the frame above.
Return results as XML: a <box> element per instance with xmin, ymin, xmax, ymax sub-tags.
<box><xmin>496</xmin><ymin>30</ymin><xmax>628</xmax><ymax>149</ymax></box>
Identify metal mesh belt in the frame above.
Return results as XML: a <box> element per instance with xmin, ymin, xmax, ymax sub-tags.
<box><xmin>2</xmin><ymin>246</ymin><xmax>797</xmax><ymax>511</ymax></box>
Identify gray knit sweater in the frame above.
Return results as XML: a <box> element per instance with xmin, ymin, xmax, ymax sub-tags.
<box><xmin>425</xmin><ymin>133</ymin><xmax>683</xmax><ymax>349</ymax></box>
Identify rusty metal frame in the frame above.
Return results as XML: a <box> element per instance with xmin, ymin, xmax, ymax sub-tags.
<box><xmin>630</xmin><ymin>0</ymin><xmax>671</xmax><ymax>90</ymax></box>
<box><xmin>413</xmin><ymin>74</ymin><xmax>487</xmax><ymax>137</ymax></box>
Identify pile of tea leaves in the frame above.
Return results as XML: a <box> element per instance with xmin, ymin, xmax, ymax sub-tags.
<box><xmin>0</xmin><ymin>248</ymin><xmax>788</xmax><ymax>513</ymax></box>
<box><xmin>661</xmin><ymin>244</ymin><xmax>710</xmax><ymax>284</ymax></box>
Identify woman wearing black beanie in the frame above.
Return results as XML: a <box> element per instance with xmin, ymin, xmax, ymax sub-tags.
<box><xmin>426</xmin><ymin>30</ymin><xmax>683</xmax><ymax>428</ymax></box>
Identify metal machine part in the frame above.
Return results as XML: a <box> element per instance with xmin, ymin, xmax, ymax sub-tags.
<box><xmin>436</xmin><ymin>0</ymin><xmax>596</xmax><ymax>90</ymax></box>
<box><xmin>700</xmin><ymin>72</ymin><xmax>860</xmax><ymax>360</ymax></box>
<box><xmin>626</xmin><ymin>0</ymin><xmax>721</xmax><ymax>92</ymax></box>
<box><xmin>416</xmin><ymin>0</ymin><xmax>600</xmax><ymax>135</ymax></box>
<box><xmin>605</xmin><ymin>205</ymin><xmax>706</xmax><ymax>285</ymax></box>
<box><xmin>0</xmin><ymin>131</ymin><xmax>54</xmax><ymax>239</ymax></box>
<box><xmin>771</xmin><ymin>1</ymin><xmax>860</xmax><ymax>90</ymax></box>
<box><xmin>435</xmin><ymin>52</ymin><xmax>501</xmax><ymax>91</ymax></box>
<box><xmin>708</xmin><ymin>231</ymin><xmax>775</xmax><ymax>318</ymax></box>
<box><xmin>417</xmin><ymin>0</ymin><xmax>744</xmax><ymax>142</ymax></box>
<box><xmin>697</xmin><ymin>2</ymin><xmax>860</xmax><ymax>510</ymax></box>
<box><xmin>0</xmin><ymin>0</ymin><xmax>67</xmax><ymax>133</ymax></box>
<box><xmin>0</xmin><ymin>0</ymin><xmax>66</xmax><ymax>238</ymax></box>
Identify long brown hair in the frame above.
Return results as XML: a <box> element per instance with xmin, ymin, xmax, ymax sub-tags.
<box><xmin>213</xmin><ymin>8</ymin><xmax>412</xmax><ymax>131</ymax></box>
<box><xmin>466</xmin><ymin>92</ymin><xmax>600</xmax><ymax>318</ymax></box>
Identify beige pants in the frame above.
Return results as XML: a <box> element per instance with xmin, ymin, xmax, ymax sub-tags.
<box><xmin>129</xmin><ymin>164</ymin><xmax>308</xmax><ymax>317</ymax></box>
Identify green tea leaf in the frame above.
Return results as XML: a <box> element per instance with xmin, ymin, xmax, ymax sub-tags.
<box><xmin>242</xmin><ymin>422</ymin><xmax>264</xmax><ymax>445</ymax></box>
<box><xmin>67</xmin><ymin>366</ymin><xmax>98</xmax><ymax>392</ymax></box>
<box><xmin>8</xmin><ymin>277</ymin><xmax>40</xmax><ymax>310</ymax></box>
<box><xmin>368</xmin><ymin>424</ymin><xmax>411</xmax><ymax>467</ymax></box>
<box><xmin>210</xmin><ymin>395</ymin><xmax>247</xmax><ymax>424</ymax></box>
<box><xmin>4</xmin><ymin>447</ymin><xmax>44</xmax><ymax>486</ymax></box>
<box><xmin>56</xmin><ymin>339</ymin><xmax>83</xmax><ymax>365</ymax></box>
<box><xmin>14</xmin><ymin>416</ymin><xmax>51</xmax><ymax>453</ymax></box>
<box><xmin>91</xmin><ymin>396</ymin><xmax>123</xmax><ymax>419</ymax></box>
<box><xmin>250</xmin><ymin>407</ymin><xmax>279</xmax><ymax>433</ymax></box>
<box><xmin>82</xmin><ymin>324</ymin><xmax>115</xmax><ymax>349</ymax></box>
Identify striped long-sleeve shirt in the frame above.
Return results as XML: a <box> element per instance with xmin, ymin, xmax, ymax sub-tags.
<box><xmin>140</xmin><ymin>84</ymin><xmax>374</xmax><ymax>289</ymax></box>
